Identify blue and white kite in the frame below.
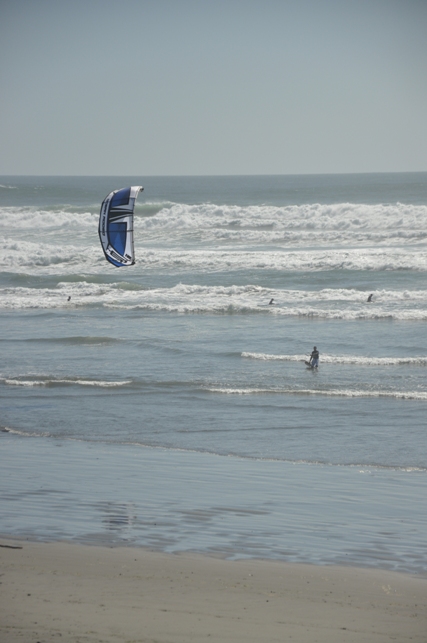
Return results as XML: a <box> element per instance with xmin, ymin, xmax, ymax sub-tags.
<box><xmin>98</xmin><ymin>186</ymin><xmax>143</xmax><ymax>267</ymax></box>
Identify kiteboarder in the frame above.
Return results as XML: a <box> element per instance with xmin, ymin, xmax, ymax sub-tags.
<box><xmin>367</xmin><ymin>293</ymin><xmax>373</xmax><ymax>302</ymax></box>
<box><xmin>269</xmin><ymin>298</ymin><xmax>274</xmax><ymax>305</ymax></box>
<box><xmin>309</xmin><ymin>346</ymin><xmax>319</xmax><ymax>369</ymax></box>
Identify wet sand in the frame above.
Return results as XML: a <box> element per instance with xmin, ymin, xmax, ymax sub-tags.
<box><xmin>1</xmin><ymin>540</ymin><xmax>426</xmax><ymax>643</ymax></box>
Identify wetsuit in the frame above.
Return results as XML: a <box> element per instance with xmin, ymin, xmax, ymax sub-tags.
<box><xmin>310</xmin><ymin>349</ymin><xmax>319</xmax><ymax>368</ymax></box>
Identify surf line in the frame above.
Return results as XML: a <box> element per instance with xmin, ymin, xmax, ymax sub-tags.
<box><xmin>206</xmin><ymin>387</ymin><xmax>427</xmax><ymax>400</ymax></box>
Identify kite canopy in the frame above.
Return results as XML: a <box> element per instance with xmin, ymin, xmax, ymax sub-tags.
<box><xmin>98</xmin><ymin>186</ymin><xmax>143</xmax><ymax>267</ymax></box>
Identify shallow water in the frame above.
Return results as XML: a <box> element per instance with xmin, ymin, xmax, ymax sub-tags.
<box><xmin>2</xmin><ymin>437</ymin><xmax>426</xmax><ymax>574</ymax></box>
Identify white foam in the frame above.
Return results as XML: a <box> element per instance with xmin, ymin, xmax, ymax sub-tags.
<box><xmin>2</xmin><ymin>201</ymin><xmax>427</xmax><ymax>249</ymax></box>
<box><xmin>242</xmin><ymin>352</ymin><xmax>427</xmax><ymax>366</ymax></box>
<box><xmin>131</xmin><ymin>248</ymin><xmax>427</xmax><ymax>273</ymax></box>
<box><xmin>2</xmin><ymin>281</ymin><xmax>427</xmax><ymax>319</ymax></box>
<box><xmin>1</xmin><ymin>377</ymin><xmax>132</xmax><ymax>388</ymax></box>
<box><xmin>207</xmin><ymin>386</ymin><xmax>427</xmax><ymax>400</ymax></box>
<box><xmin>1</xmin><ymin>199</ymin><xmax>427</xmax><ymax>275</ymax></box>
<box><xmin>138</xmin><ymin>201</ymin><xmax>427</xmax><ymax>246</ymax></box>
<box><xmin>0</xmin><ymin>238</ymin><xmax>93</xmax><ymax>271</ymax></box>
<box><xmin>0</xmin><ymin>207</ymin><xmax>95</xmax><ymax>230</ymax></box>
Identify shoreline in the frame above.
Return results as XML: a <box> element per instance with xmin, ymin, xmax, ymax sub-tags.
<box><xmin>2</xmin><ymin>533</ymin><xmax>427</xmax><ymax>578</ymax></box>
<box><xmin>1</xmin><ymin>540</ymin><xmax>426</xmax><ymax>643</ymax></box>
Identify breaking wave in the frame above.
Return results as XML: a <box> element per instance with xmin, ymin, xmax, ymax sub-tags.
<box><xmin>0</xmin><ymin>376</ymin><xmax>132</xmax><ymax>388</ymax></box>
<box><xmin>207</xmin><ymin>386</ymin><xmax>427</xmax><ymax>400</ymax></box>
<box><xmin>242</xmin><ymin>352</ymin><xmax>427</xmax><ymax>366</ymax></box>
<box><xmin>2</xmin><ymin>281</ymin><xmax>427</xmax><ymax>319</ymax></box>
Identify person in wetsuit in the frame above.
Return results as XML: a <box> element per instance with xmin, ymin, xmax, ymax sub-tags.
<box><xmin>309</xmin><ymin>346</ymin><xmax>319</xmax><ymax>368</ymax></box>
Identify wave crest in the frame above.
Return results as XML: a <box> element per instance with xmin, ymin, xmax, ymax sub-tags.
<box><xmin>207</xmin><ymin>386</ymin><xmax>427</xmax><ymax>400</ymax></box>
<box><xmin>242</xmin><ymin>352</ymin><xmax>427</xmax><ymax>366</ymax></box>
<box><xmin>1</xmin><ymin>376</ymin><xmax>132</xmax><ymax>388</ymax></box>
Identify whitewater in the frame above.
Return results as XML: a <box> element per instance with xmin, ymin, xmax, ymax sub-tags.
<box><xmin>1</xmin><ymin>173</ymin><xmax>427</xmax><ymax>574</ymax></box>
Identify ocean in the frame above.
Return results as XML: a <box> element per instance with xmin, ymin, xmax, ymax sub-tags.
<box><xmin>1</xmin><ymin>173</ymin><xmax>426</xmax><ymax>574</ymax></box>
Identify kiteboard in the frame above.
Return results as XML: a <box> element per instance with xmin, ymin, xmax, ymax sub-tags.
<box><xmin>305</xmin><ymin>360</ymin><xmax>318</xmax><ymax>369</ymax></box>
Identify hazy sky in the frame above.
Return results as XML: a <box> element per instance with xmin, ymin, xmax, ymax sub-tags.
<box><xmin>1</xmin><ymin>0</ymin><xmax>426</xmax><ymax>175</ymax></box>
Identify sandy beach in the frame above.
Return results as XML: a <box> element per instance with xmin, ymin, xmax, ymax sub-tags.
<box><xmin>1</xmin><ymin>541</ymin><xmax>426</xmax><ymax>643</ymax></box>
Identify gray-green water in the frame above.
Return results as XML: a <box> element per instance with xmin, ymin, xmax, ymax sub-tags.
<box><xmin>1</xmin><ymin>173</ymin><xmax>426</xmax><ymax>573</ymax></box>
